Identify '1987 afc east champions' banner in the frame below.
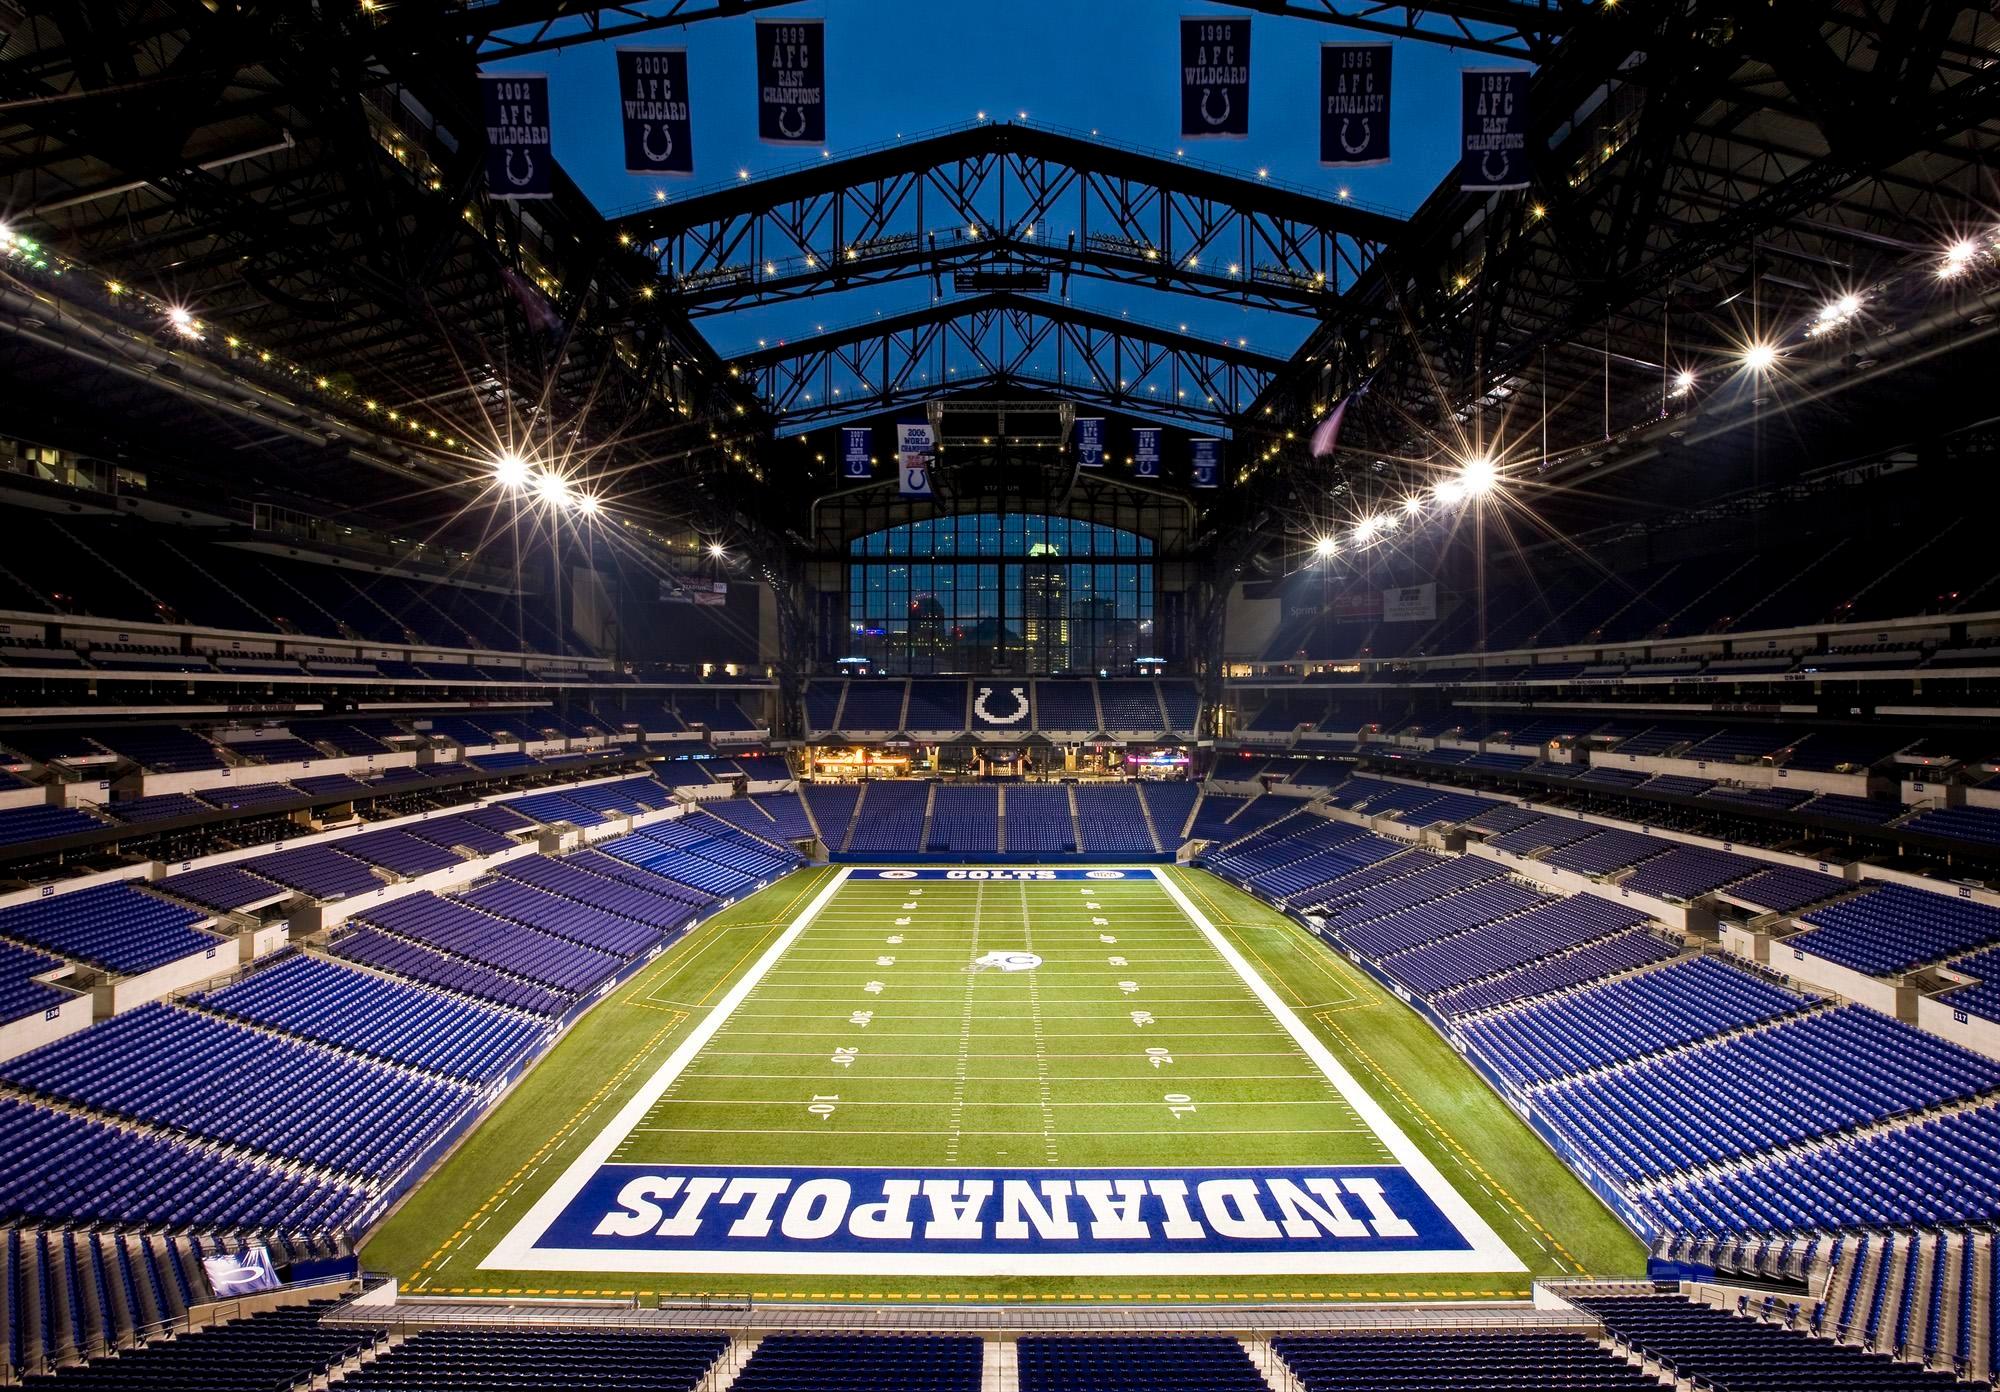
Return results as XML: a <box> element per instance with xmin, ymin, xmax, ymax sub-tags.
<box><xmin>1461</xmin><ymin>68</ymin><xmax>1530</xmax><ymax>191</ymax></box>
<box><xmin>617</xmin><ymin>49</ymin><xmax>693</xmax><ymax>176</ymax></box>
<box><xmin>481</xmin><ymin>74</ymin><xmax>553</xmax><ymax>200</ymax></box>
<box><xmin>757</xmin><ymin>19</ymin><xmax>825</xmax><ymax>145</ymax></box>
<box><xmin>841</xmin><ymin>427</ymin><xmax>871</xmax><ymax>480</ymax></box>
<box><xmin>1321</xmin><ymin>45</ymin><xmax>1390</xmax><ymax>166</ymax></box>
<box><xmin>1181</xmin><ymin>15</ymin><xmax>1250</xmax><ymax>140</ymax></box>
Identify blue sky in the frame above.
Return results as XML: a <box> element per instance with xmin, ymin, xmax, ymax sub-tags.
<box><xmin>495</xmin><ymin>3</ymin><xmax>1518</xmax><ymax>407</ymax></box>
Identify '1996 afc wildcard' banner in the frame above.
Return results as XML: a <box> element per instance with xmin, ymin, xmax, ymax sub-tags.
<box><xmin>757</xmin><ymin>20</ymin><xmax>825</xmax><ymax>145</ymax></box>
<box><xmin>618</xmin><ymin>49</ymin><xmax>693</xmax><ymax>176</ymax></box>
<box><xmin>490</xmin><ymin>1163</ymin><xmax>1502</xmax><ymax>1275</ymax></box>
<box><xmin>1181</xmin><ymin>15</ymin><xmax>1250</xmax><ymax>140</ymax></box>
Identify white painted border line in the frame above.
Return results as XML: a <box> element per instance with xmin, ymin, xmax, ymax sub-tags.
<box><xmin>1153</xmin><ymin>870</ymin><xmax>1523</xmax><ymax>1274</ymax></box>
<box><xmin>484</xmin><ymin>866</ymin><xmax>855</xmax><ymax>1271</ymax></box>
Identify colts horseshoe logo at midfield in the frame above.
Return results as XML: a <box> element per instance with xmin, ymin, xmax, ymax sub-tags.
<box><xmin>973</xmin><ymin>685</ymin><xmax>1028</xmax><ymax>725</ymax></box>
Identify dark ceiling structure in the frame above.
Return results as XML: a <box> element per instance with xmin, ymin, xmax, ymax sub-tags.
<box><xmin>1</xmin><ymin>0</ymin><xmax>1996</xmax><ymax>570</ymax></box>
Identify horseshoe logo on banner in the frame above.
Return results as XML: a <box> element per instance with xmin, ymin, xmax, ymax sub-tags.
<box><xmin>504</xmin><ymin>149</ymin><xmax>535</xmax><ymax>187</ymax></box>
<box><xmin>1480</xmin><ymin>149</ymin><xmax>1513</xmax><ymax>184</ymax></box>
<box><xmin>1339</xmin><ymin>117</ymin><xmax>1372</xmax><ymax>155</ymax></box>
<box><xmin>1200</xmin><ymin>87</ymin><xmax>1232</xmax><ymax>127</ymax></box>
<box><xmin>974</xmin><ymin>685</ymin><xmax>1029</xmax><ymax>725</ymax></box>
<box><xmin>778</xmin><ymin>104</ymin><xmax>808</xmax><ymax>139</ymax></box>
<box><xmin>641</xmin><ymin>123</ymin><xmax>674</xmax><ymax>164</ymax></box>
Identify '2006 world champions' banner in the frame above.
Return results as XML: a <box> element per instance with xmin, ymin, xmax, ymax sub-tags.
<box><xmin>757</xmin><ymin>19</ymin><xmax>825</xmax><ymax>145</ymax></box>
<box><xmin>617</xmin><ymin>49</ymin><xmax>693</xmax><ymax>176</ymax></box>
<box><xmin>1180</xmin><ymin>15</ymin><xmax>1250</xmax><ymax>140</ymax></box>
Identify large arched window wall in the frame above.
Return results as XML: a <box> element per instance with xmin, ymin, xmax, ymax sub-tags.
<box><xmin>845</xmin><ymin>513</ymin><xmax>1156</xmax><ymax>674</ymax></box>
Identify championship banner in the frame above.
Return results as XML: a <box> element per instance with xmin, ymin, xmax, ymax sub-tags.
<box><xmin>1321</xmin><ymin>45</ymin><xmax>1390</xmax><ymax>167</ymax></box>
<box><xmin>898</xmin><ymin>421</ymin><xmax>934</xmax><ymax>497</ymax></box>
<box><xmin>481</xmin><ymin>73</ymin><xmax>553</xmax><ymax>200</ymax></box>
<box><xmin>617</xmin><ymin>49</ymin><xmax>694</xmax><ymax>177</ymax></box>
<box><xmin>1133</xmin><ymin>427</ymin><xmax>1161</xmax><ymax>479</ymax></box>
<box><xmin>1190</xmin><ymin>437</ymin><xmax>1221</xmax><ymax>489</ymax></box>
<box><xmin>841</xmin><ymin>427</ymin><xmax>872</xmax><ymax>479</ymax></box>
<box><xmin>757</xmin><ymin>19</ymin><xmax>825</xmax><ymax>145</ymax></box>
<box><xmin>1460</xmin><ymin>68</ymin><xmax>1530</xmax><ymax>191</ymax></box>
<box><xmin>1074</xmin><ymin>417</ymin><xmax>1105</xmax><ymax>469</ymax></box>
<box><xmin>1180</xmin><ymin>16</ymin><xmax>1250</xmax><ymax>140</ymax></box>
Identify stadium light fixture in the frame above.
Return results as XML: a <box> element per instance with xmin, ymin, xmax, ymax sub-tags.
<box><xmin>1459</xmin><ymin>455</ymin><xmax>1497</xmax><ymax>496</ymax></box>
<box><xmin>1673</xmin><ymin>369</ymin><xmax>1696</xmax><ymax>395</ymax></box>
<box><xmin>533</xmin><ymin>471</ymin><xmax>572</xmax><ymax>508</ymax></box>
<box><xmin>492</xmin><ymin>452</ymin><xmax>530</xmax><ymax>490</ymax></box>
<box><xmin>166</xmin><ymin>305</ymin><xmax>200</xmax><ymax>338</ymax></box>
<box><xmin>1940</xmin><ymin>239</ymin><xmax>1978</xmax><ymax>277</ymax></box>
<box><xmin>708</xmin><ymin>541</ymin><xmax>727</xmax><ymax>560</ymax></box>
<box><xmin>1312</xmin><ymin>535</ymin><xmax>1339</xmax><ymax>560</ymax></box>
<box><xmin>1740</xmin><ymin>341</ymin><xmax>1780</xmax><ymax>372</ymax></box>
<box><xmin>574</xmin><ymin>493</ymin><xmax>602</xmax><ymax>517</ymax></box>
<box><xmin>1402</xmin><ymin>495</ymin><xmax>1424</xmax><ymax>516</ymax></box>
<box><xmin>1433</xmin><ymin>478</ymin><xmax>1467</xmax><ymax>506</ymax></box>
<box><xmin>1353</xmin><ymin>516</ymin><xmax>1380</xmax><ymax>543</ymax></box>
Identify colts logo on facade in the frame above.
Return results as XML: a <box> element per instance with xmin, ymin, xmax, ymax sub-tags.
<box><xmin>974</xmin><ymin>685</ymin><xmax>1029</xmax><ymax>725</ymax></box>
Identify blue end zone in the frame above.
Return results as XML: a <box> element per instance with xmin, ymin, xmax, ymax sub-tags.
<box><xmin>526</xmin><ymin>1164</ymin><xmax>1473</xmax><ymax>1266</ymax></box>
<box><xmin>845</xmin><ymin>868</ymin><xmax>1160</xmax><ymax>881</ymax></box>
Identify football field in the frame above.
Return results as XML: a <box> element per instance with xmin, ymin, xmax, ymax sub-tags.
<box><xmin>367</xmin><ymin>865</ymin><xmax>1645</xmax><ymax>1302</ymax></box>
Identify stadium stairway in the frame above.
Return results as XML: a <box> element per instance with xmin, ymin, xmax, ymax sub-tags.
<box><xmin>918</xmin><ymin>783</ymin><xmax>939</xmax><ymax>856</ymax></box>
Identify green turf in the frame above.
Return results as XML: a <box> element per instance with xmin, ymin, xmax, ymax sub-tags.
<box><xmin>363</xmin><ymin>865</ymin><xmax>1645</xmax><ymax>1303</ymax></box>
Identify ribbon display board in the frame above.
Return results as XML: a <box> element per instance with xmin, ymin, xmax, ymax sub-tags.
<box><xmin>1190</xmin><ymin>437</ymin><xmax>1221</xmax><ymax>489</ymax></box>
<box><xmin>898</xmin><ymin>421</ymin><xmax>934</xmax><ymax>497</ymax></box>
<box><xmin>1133</xmin><ymin>427</ymin><xmax>1161</xmax><ymax>479</ymax></box>
<box><xmin>481</xmin><ymin>74</ymin><xmax>553</xmax><ymax>200</ymax></box>
<box><xmin>1074</xmin><ymin>417</ymin><xmax>1104</xmax><ymax>468</ymax></box>
<box><xmin>1460</xmin><ymin>68</ymin><xmax>1530</xmax><ymax>191</ymax></box>
<box><xmin>1180</xmin><ymin>16</ymin><xmax>1250</xmax><ymax>140</ymax></box>
<box><xmin>618</xmin><ymin>49</ymin><xmax>694</xmax><ymax>176</ymax></box>
<box><xmin>1320</xmin><ymin>45</ymin><xmax>1390</xmax><ymax>166</ymax></box>
<box><xmin>841</xmin><ymin>427</ymin><xmax>872</xmax><ymax>479</ymax></box>
<box><xmin>757</xmin><ymin>19</ymin><xmax>826</xmax><ymax>145</ymax></box>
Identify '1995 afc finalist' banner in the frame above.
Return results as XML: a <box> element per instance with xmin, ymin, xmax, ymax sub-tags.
<box><xmin>617</xmin><ymin>49</ymin><xmax>693</xmax><ymax>176</ymax></box>
<box><xmin>1321</xmin><ymin>44</ymin><xmax>1390</xmax><ymax>166</ymax></box>
<box><xmin>1180</xmin><ymin>15</ymin><xmax>1250</xmax><ymax>140</ymax></box>
<box><xmin>481</xmin><ymin>73</ymin><xmax>553</xmax><ymax>200</ymax></box>
<box><xmin>757</xmin><ymin>19</ymin><xmax>825</xmax><ymax>145</ymax></box>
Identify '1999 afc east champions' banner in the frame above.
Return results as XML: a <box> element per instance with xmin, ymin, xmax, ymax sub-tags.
<box><xmin>1181</xmin><ymin>15</ymin><xmax>1250</xmax><ymax>140</ymax></box>
<box><xmin>617</xmin><ymin>49</ymin><xmax>693</xmax><ymax>176</ymax></box>
<box><xmin>757</xmin><ymin>20</ymin><xmax>825</xmax><ymax>145</ymax></box>
<box><xmin>481</xmin><ymin>74</ymin><xmax>553</xmax><ymax>200</ymax></box>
